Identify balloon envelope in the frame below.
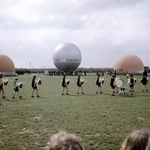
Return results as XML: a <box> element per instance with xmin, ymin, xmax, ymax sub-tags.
<box><xmin>53</xmin><ymin>43</ymin><xmax>82</xmax><ymax>72</ymax></box>
<box><xmin>114</xmin><ymin>54</ymin><xmax>144</xmax><ymax>75</ymax></box>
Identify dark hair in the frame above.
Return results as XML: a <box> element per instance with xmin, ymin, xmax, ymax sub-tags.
<box><xmin>0</xmin><ymin>74</ymin><xmax>3</xmax><ymax>78</ymax></box>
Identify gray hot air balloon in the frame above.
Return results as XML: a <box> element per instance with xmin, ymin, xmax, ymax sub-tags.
<box><xmin>53</xmin><ymin>43</ymin><xmax>82</xmax><ymax>72</ymax></box>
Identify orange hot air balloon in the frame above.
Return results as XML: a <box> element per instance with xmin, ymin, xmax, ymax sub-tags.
<box><xmin>114</xmin><ymin>54</ymin><xmax>144</xmax><ymax>75</ymax></box>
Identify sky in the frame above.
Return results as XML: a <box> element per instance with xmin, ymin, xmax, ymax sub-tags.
<box><xmin>0</xmin><ymin>0</ymin><xmax>150</xmax><ymax>69</ymax></box>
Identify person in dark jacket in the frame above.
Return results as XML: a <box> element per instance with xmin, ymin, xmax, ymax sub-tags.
<box><xmin>77</xmin><ymin>75</ymin><xmax>84</xmax><ymax>94</ymax></box>
<box><xmin>96</xmin><ymin>75</ymin><xmax>102</xmax><ymax>94</ymax></box>
<box><xmin>62</xmin><ymin>75</ymin><xmax>69</xmax><ymax>95</ymax></box>
<box><xmin>0</xmin><ymin>74</ymin><xmax>6</xmax><ymax>98</ymax></box>
<box><xmin>143</xmin><ymin>70</ymin><xmax>147</xmax><ymax>77</ymax></box>
<box><xmin>12</xmin><ymin>79</ymin><xmax>22</xmax><ymax>98</ymax></box>
<box><xmin>31</xmin><ymin>76</ymin><xmax>40</xmax><ymax>98</ymax></box>
<box><xmin>128</xmin><ymin>75</ymin><xmax>135</xmax><ymax>95</ymax></box>
<box><xmin>110</xmin><ymin>75</ymin><xmax>116</xmax><ymax>96</ymax></box>
<box><xmin>141</xmin><ymin>75</ymin><xmax>148</xmax><ymax>91</ymax></box>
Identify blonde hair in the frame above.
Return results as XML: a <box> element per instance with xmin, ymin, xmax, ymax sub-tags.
<box><xmin>121</xmin><ymin>129</ymin><xmax>150</xmax><ymax>150</ymax></box>
<box><xmin>46</xmin><ymin>131</ymin><xmax>84</xmax><ymax>150</ymax></box>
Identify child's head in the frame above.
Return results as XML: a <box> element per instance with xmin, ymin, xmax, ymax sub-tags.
<box><xmin>130</xmin><ymin>75</ymin><xmax>133</xmax><ymax>78</ymax></box>
<box><xmin>0</xmin><ymin>74</ymin><xmax>4</xmax><ymax>78</ymax></box>
<box><xmin>121</xmin><ymin>129</ymin><xmax>150</xmax><ymax>150</ymax></box>
<box><xmin>46</xmin><ymin>131</ymin><xmax>84</xmax><ymax>150</ymax></box>
<box><xmin>15</xmin><ymin>79</ymin><xmax>18</xmax><ymax>82</ymax></box>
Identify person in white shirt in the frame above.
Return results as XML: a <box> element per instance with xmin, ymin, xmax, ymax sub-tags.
<box><xmin>12</xmin><ymin>79</ymin><xmax>22</xmax><ymax>98</ymax></box>
<box><xmin>0</xmin><ymin>74</ymin><xmax>6</xmax><ymax>98</ymax></box>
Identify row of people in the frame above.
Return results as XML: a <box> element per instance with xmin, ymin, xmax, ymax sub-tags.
<box><xmin>62</xmin><ymin>74</ymin><xmax>148</xmax><ymax>96</ymax></box>
<box><xmin>0</xmin><ymin>75</ymin><xmax>40</xmax><ymax>98</ymax></box>
<box><xmin>62</xmin><ymin>75</ymin><xmax>85</xmax><ymax>95</ymax></box>
<box><xmin>110</xmin><ymin>74</ymin><xmax>148</xmax><ymax>96</ymax></box>
<box><xmin>0</xmin><ymin>74</ymin><xmax>149</xmax><ymax>98</ymax></box>
<box><xmin>45</xmin><ymin>129</ymin><xmax>150</xmax><ymax>150</ymax></box>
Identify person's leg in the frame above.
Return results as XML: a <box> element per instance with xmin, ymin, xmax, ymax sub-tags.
<box><xmin>62</xmin><ymin>87</ymin><xmax>65</xmax><ymax>95</ymax></box>
<box><xmin>100</xmin><ymin>86</ymin><xmax>102</xmax><ymax>93</ymax></box>
<box><xmin>96</xmin><ymin>86</ymin><xmax>99</xmax><ymax>93</ymax></box>
<box><xmin>142</xmin><ymin>85</ymin><xmax>144</xmax><ymax>91</ymax></box>
<box><xmin>66</xmin><ymin>87</ymin><xmax>68</xmax><ymax>93</ymax></box>
<box><xmin>81</xmin><ymin>86</ymin><xmax>84</xmax><ymax>94</ymax></box>
<box><xmin>0</xmin><ymin>89</ymin><xmax>5</xmax><ymax>98</ymax></box>
<box><xmin>131</xmin><ymin>87</ymin><xmax>133</xmax><ymax>95</ymax></box>
<box><xmin>77</xmin><ymin>86</ymin><xmax>79</xmax><ymax>94</ymax></box>
<box><xmin>13</xmin><ymin>92</ymin><xmax>16</xmax><ymax>98</ymax></box>
<box><xmin>116</xmin><ymin>87</ymin><xmax>118</xmax><ymax>93</ymax></box>
<box><xmin>66</xmin><ymin>87</ymin><xmax>69</xmax><ymax>95</ymax></box>
<box><xmin>36</xmin><ymin>88</ymin><xmax>39</xmax><ymax>97</ymax></box>
<box><xmin>146</xmin><ymin>84</ymin><xmax>148</xmax><ymax>91</ymax></box>
<box><xmin>2</xmin><ymin>89</ymin><xmax>5</xmax><ymax>97</ymax></box>
<box><xmin>111</xmin><ymin>88</ymin><xmax>114</xmax><ymax>96</ymax></box>
<box><xmin>32</xmin><ymin>89</ymin><xmax>35</xmax><ymax>97</ymax></box>
<box><xmin>114</xmin><ymin>87</ymin><xmax>116</xmax><ymax>93</ymax></box>
<box><xmin>18</xmin><ymin>91</ymin><xmax>22</xmax><ymax>98</ymax></box>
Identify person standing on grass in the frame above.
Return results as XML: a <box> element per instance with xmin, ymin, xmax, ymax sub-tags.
<box><xmin>12</xmin><ymin>79</ymin><xmax>22</xmax><ymax>98</ymax></box>
<box><xmin>128</xmin><ymin>75</ymin><xmax>135</xmax><ymax>95</ymax></box>
<box><xmin>62</xmin><ymin>75</ymin><xmax>69</xmax><ymax>95</ymax></box>
<box><xmin>0</xmin><ymin>74</ymin><xmax>6</xmax><ymax>99</ymax></box>
<box><xmin>141</xmin><ymin>75</ymin><xmax>148</xmax><ymax>92</ymax></box>
<box><xmin>31</xmin><ymin>76</ymin><xmax>40</xmax><ymax>98</ymax></box>
<box><xmin>96</xmin><ymin>75</ymin><xmax>102</xmax><ymax>94</ymax></box>
<box><xmin>77</xmin><ymin>75</ymin><xmax>84</xmax><ymax>94</ymax></box>
<box><xmin>114</xmin><ymin>75</ymin><xmax>119</xmax><ymax>93</ymax></box>
<box><xmin>110</xmin><ymin>75</ymin><xmax>116</xmax><ymax>96</ymax></box>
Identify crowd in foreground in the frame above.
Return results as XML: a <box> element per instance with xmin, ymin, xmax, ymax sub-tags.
<box><xmin>45</xmin><ymin>129</ymin><xmax>150</xmax><ymax>150</ymax></box>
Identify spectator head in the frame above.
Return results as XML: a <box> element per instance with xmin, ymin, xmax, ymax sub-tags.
<box><xmin>46</xmin><ymin>131</ymin><xmax>84</xmax><ymax>150</ymax></box>
<box><xmin>121</xmin><ymin>129</ymin><xmax>150</xmax><ymax>150</ymax></box>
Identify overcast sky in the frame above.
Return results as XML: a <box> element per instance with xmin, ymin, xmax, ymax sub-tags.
<box><xmin>0</xmin><ymin>0</ymin><xmax>150</xmax><ymax>69</ymax></box>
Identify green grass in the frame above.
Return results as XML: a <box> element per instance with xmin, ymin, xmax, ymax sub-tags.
<box><xmin>0</xmin><ymin>74</ymin><xmax>150</xmax><ymax>150</ymax></box>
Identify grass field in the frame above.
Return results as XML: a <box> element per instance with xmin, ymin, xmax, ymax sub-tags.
<box><xmin>0</xmin><ymin>74</ymin><xmax>150</xmax><ymax>150</ymax></box>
